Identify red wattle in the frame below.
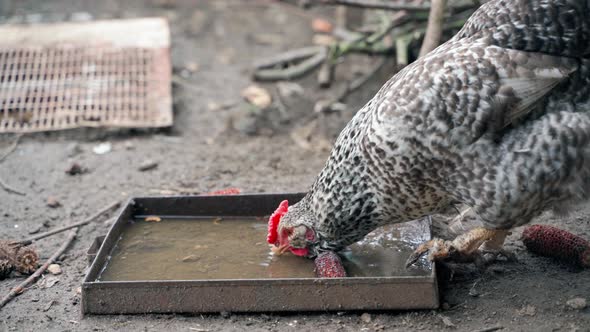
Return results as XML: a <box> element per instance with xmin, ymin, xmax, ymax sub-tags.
<box><xmin>267</xmin><ymin>200</ymin><xmax>289</xmax><ymax>244</ymax></box>
<box><xmin>289</xmin><ymin>247</ymin><xmax>309</xmax><ymax>257</ymax></box>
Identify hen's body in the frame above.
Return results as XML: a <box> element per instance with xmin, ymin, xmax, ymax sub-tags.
<box><xmin>290</xmin><ymin>0</ymin><xmax>590</xmax><ymax>255</ymax></box>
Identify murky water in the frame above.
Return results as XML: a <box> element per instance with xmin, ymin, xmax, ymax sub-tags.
<box><xmin>98</xmin><ymin>217</ymin><xmax>431</xmax><ymax>281</ymax></box>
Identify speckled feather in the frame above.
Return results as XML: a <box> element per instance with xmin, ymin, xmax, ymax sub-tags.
<box><xmin>280</xmin><ymin>0</ymin><xmax>590</xmax><ymax>255</ymax></box>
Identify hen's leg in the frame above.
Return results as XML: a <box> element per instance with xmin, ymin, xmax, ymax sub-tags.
<box><xmin>480</xmin><ymin>230</ymin><xmax>516</xmax><ymax>263</ymax></box>
<box><xmin>406</xmin><ymin>228</ymin><xmax>509</xmax><ymax>267</ymax></box>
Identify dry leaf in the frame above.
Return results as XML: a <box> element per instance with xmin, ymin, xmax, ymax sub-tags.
<box><xmin>241</xmin><ymin>85</ymin><xmax>272</xmax><ymax>109</ymax></box>
<box><xmin>439</xmin><ymin>314</ymin><xmax>455</xmax><ymax>328</ymax></box>
<box><xmin>39</xmin><ymin>275</ymin><xmax>60</xmax><ymax>289</ymax></box>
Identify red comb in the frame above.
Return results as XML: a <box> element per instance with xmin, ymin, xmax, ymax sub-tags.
<box><xmin>267</xmin><ymin>200</ymin><xmax>289</xmax><ymax>244</ymax></box>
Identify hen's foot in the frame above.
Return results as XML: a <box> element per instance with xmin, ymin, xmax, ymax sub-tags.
<box><xmin>406</xmin><ymin>227</ymin><xmax>510</xmax><ymax>268</ymax></box>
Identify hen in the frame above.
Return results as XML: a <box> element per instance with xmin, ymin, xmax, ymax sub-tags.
<box><xmin>268</xmin><ymin>0</ymin><xmax>590</xmax><ymax>266</ymax></box>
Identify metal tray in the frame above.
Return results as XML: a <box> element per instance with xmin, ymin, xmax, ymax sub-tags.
<box><xmin>82</xmin><ymin>193</ymin><xmax>438</xmax><ymax>314</ymax></box>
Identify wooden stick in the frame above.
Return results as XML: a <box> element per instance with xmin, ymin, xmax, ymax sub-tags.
<box><xmin>15</xmin><ymin>200</ymin><xmax>121</xmax><ymax>246</ymax></box>
<box><xmin>419</xmin><ymin>0</ymin><xmax>447</xmax><ymax>57</ymax></box>
<box><xmin>472</xmin><ymin>326</ymin><xmax>504</xmax><ymax>332</ymax></box>
<box><xmin>317</xmin><ymin>0</ymin><xmax>432</xmax><ymax>11</ymax></box>
<box><xmin>0</xmin><ymin>177</ymin><xmax>25</xmax><ymax>196</ymax></box>
<box><xmin>315</xmin><ymin>0</ymin><xmax>472</xmax><ymax>12</ymax></box>
<box><xmin>0</xmin><ymin>229</ymin><xmax>78</xmax><ymax>310</ymax></box>
<box><xmin>0</xmin><ymin>134</ymin><xmax>22</xmax><ymax>163</ymax></box>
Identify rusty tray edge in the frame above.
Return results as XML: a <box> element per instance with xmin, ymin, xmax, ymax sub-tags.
<box><xmin>82</xmin><ymin>193</ymin><xmax>439</xmax><ymax>314</ymax></box>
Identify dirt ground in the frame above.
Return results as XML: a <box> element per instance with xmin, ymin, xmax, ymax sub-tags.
<box><xmin>1</xmin><ymin>1</ymin><xmax>589</xmax><ymax>331</ymax></box>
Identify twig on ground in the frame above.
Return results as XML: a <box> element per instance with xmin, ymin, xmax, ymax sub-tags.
<box><xmin>0</xmin><ymin>229</ymin><xmax>78</xmax><ymax>310</ymax></box>
<box><xmin>419</xmin><ymin>0</ymin><xmax>447</xmax><ymax>56</ymax></box>
<box><xmin>0</xmin><ymin>134</ymin><xmax>22</xmax><ymax>163</ymax></box>
<box><xmin>472</xmin><ymin>326</ymin><xmax>504</xmax><ymax>332</ymax></box>
<box><xmin>317</xmin><ymin>60</ymin><xmax>336</xmax><ymax>87</ymax></box>
<box><xmin>253</xmin><ymin>46</ymin><xmax>328</xmax><ymax>81</ymax></box>
<box><xmin>14</xmin><ymin>200</ymin><xmax>121</xmax><ymax>246</ymax></box>
<box><xmin>0</xmin><ymin>177</ymin><xmax>25</xmax><ymax>196</ymax></box>
<box><xmin>314</xmin><ymin>0</ymin><xmax>474</xmax><ymax>12</ymax></box>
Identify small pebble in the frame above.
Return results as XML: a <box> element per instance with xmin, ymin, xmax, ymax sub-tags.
<box><xmin>47</xmin><ymin>264</ymin><xmax>62</xmax><ymax>275</ymax></box>
<box><xmin>566</xmin><ymin>297</ymin><xmax>587</xmax><ymax>310</ymax></box>
<box><xmin>185</xmin><ymin>61</ymin><xmax>199</xmax><ymax>72</ymax></box>
<box><xmin>138</xmin><ymin>160</ymin><xmax>158</xmax><ymax>172</ymax></box>
<box><xmin>92</xmin><ymin>142</ymin><xmax>112</xmax><ymax>155</ymax></box>
<box><xmin>28</xmin><ymin>225</ymin><xmax>42</xmax><ymax>234</ymax></box>
<box><xmin>124</xmin><ymin>141</ymin><xmax>136</xmax><ymax>150</ymax></box>
<box><xmin>181</xmin><ymin>255</ymin><xmax>200</xmax><ymax>263</ymax></box>
<box><xmin>311</xmin><ymin>18</ymin><xmax>333</xmax><ymax>33</ymax></box>
<box><xmin>442</xmin><ymin>302</ymin><xmax>450</xmax><ymax>310</ymax></box>
<box><xmin>65</xmin><ymin>162</ymin><xmax>87</xmax><ymax>176</ymax></box>
<box><xmin>46</xmin><ymin>196</ymin><xmax>61</xmax><ymax>208</ymax></box>
<box><xmin>360</xmin><ymin>313</ymin><xmax>372</xmax><ymax>323</ymax></box>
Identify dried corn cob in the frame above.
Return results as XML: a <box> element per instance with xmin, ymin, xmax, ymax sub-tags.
<box><xmin>314</xmin><ymin>251</ymin><xmax>347</xmax><ymax>278</ymax></box>
<box><xmin>522</xmin><ymin>224</ymin><xmax>590</xmax><ymax>268</ymax></box>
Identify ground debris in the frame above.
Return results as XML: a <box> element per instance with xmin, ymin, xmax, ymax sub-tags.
<box><xmin>184</xmin><ymin>61</ymin><xmax>200</xmax><ymax>72</ymax></box>
<box><xmin>43</xmin><ymin>300</ymin><xmax>55</xmax><ymax>312</ymax></box>
<box><xmin>46</xmin><ymin>197</ymin><xmax>61</xmax><ymax>208</ymax></box>
<box><xmin>241</xmin><ymin>85</ymin><xmax>272</xmax><ymax>109</ymax></box>
<box><xmin>180</xmin><ymin>255</ymin><xmax>200</xmax><ymax>263</ymax></box>
<box><xmin>517</xmin><ymin>304</ymin><xmax>536</xmax><ymax>317</ymax></box>
<box><xmin>92</xmin><ymin>142</ymin><xmax>112</xmax><ymax>155</ymax></box>
<box><xmin>138</xmin><ymin>160</ymin><xmax>158</xmax><ymax>172</ymax></box>
<box><xmin>439</xmin><ymin>314</ymin><xmax>455</xmax><ymax>328</ymax></box>
<box><xmin>145</xmin><ymin>216</ymin><xmax>162</xmax><ymax>223</ymax></box>
<box><xmin>0</xmin><ymin>241</ymin><xmax>39</xmax><ymax>276</ymax></box>
<box><xmin>360</xmin><ymin>312</ymin><xmax>372</xmax><ymax>323</ymax></box>
<box><xmin>38</xmin><ymin>275</ymin><xmax>59</xmax><ymax>289</ymax></box>
<box><xmin>188</xmin><ymin>327</ymin><xmax>210</xmax><ymax>332</ymax></box>
<box><xmin>311</xmin><ymin>18</ymin><xmax>333</xmax><ymax>33</ymax></box>
<box><xmin>47</xmin><ymin>264</ymin><xmax>62</xmax><ymax>275</ymax></box>
<box><xmin>472</xmin><ymin>326</ymin><xmax>504</xmax><ymax>332</ymax></box>
<box><xmin>566</xmin><ymin>297</ymin><xmax>587</xmax><ymax>310</ymax></box>
<box><xmin>65</xmin><ymin>162</ymin><xmax>88</xmax><ymax>176</ymax></box>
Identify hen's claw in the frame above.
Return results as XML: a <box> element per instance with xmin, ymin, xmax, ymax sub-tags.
<box><xmin>405</xmin><ymin>239</ymin><xmax>452</xmax><ymax>267</ymax></box>
<box><xmin>406</xmin><ymin>227</ymin><xmax>510</xmax><ymax>268</ymax></box>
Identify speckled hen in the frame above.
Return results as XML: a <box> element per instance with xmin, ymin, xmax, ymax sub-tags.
<box><xmin>269</xmin><ymin>0</ymin><xmax>590</xmax><ymax>265</ymax></box>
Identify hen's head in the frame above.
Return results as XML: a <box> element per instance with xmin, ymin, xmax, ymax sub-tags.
<box><xmin>267</xmin><ymin>200</ymin><xmax>318</xmax><ymax>258</ymax></box>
